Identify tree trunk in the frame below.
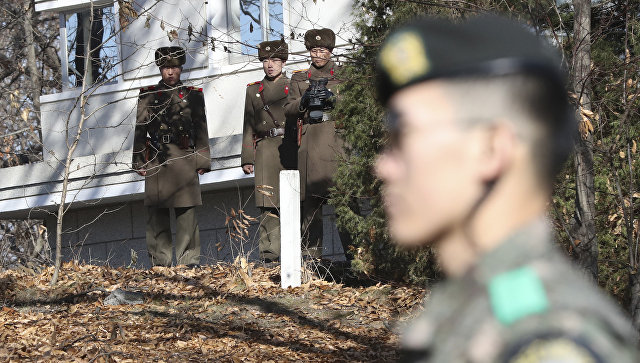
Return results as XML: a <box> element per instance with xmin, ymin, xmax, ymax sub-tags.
<box><xmin>23</xmin><ymin>1</ymin><xmax>41</xmax><ymax>119</ymax></box>
<box><xmin>51</xmin><ymin>3</ymin><xmax>96</xmax><ymax>286</ymax></box>
<box><xmin>620</xmin><ymin>0</ymin><xmax>640</xmax><ymax>329</ymax></box>
<box><xmin>570</xmin><ymin>0</ymin><xmax>598</xmax><ymax>281</ymax></box>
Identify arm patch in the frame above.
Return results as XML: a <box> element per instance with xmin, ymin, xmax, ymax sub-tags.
<box><xmin>489</xmin><ymin>266</ymin><xmax>549</xmax><ymax>325</ymax></box>
<box><xmin>503</xmin><ymin>335</ymin><xmax>602</xmax><ymax>363</ymax></box>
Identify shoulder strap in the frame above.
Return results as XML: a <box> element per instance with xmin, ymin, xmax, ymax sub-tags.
<box><xmin>258</xmin><ymin>86</ymin><xmax>281</xmax><ymax>127</ymax></box>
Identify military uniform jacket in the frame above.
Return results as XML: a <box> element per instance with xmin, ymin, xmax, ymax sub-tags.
<box><xmin>284</xmin><ymin>60</ymin><xmax>344</xmax><ymax>200</ymax></box>
<box><xmin>401</xmin><ymin>219</ymin><xmax>639</xmax><ymax>363</ymax></box>
<box><xmin>132</xmin><ymin>81</ymin><xmax>211</xmax><ymax>208</ymax></box>
<box><xmin>241</xmin><ymin>75</ymin><xmax>291</xmax><ymax>208</ymax></box>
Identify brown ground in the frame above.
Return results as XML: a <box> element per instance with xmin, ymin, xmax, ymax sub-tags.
<box><xmin>0</xmin><ymin>262</ymin><xmax>426</xmax><ymax>362</ymax></box>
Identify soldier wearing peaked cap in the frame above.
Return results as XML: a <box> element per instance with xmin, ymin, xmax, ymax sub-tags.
<box><xmin>132</xmin><ymin>46</ymin><xmax>211</xmax><ymax>267</ymax></box>
<box><xmin>241</xmin><ymin>40</ymin><xmax>291</xmax><ymax>263</ymax></box>
<box><xmin>284</xmin><ymin>28</ymin><xmax>346</xmax><ymax>259</ymax></box>
<box><xmin>374</xmin><ymin>15</ymin><xmax>640</xmax><ymax>362</ymax></box>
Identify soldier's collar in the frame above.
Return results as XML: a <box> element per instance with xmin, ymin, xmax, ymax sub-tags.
<box><xmin>311</xmin><ymin>59</ymin><xmax>335</xmax><ymax>71</ymax></box>
<box><xmin>159</xmin><ymin>80</ymin><xmax>183</xmax><ymax>90</ymax></box>
<box><xmin>469</xmin><ymin>217</ymin><xmax>552</xmax><ymax>284</ymax></box>
<box><xmin>263</xmin><ymin>73</ymin><xmax>284</xmax><ymax>82</ymax></box>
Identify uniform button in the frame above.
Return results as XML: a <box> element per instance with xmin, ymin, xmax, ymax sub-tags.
<box><xmin>154</xmin><ymin>100</ymin><xmax>158</xmax><ymax>103</ymax></box>
<box><xmin>180</xmin><ymin>111</ymin><xmax>184</xmax><ymax>115</ymax></box>
<box><xmin>263</xmin><ymin>121</ymin><xmax>266</xmax><ymax>124</ymax></box>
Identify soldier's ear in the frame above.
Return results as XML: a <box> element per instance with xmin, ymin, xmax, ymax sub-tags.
<box><xmin>476</xmin><ymin>121</ymin><xmax>516</xmax><ymax>183</ymax></box>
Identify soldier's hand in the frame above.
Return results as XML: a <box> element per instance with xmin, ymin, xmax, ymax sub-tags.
<box><xmin>242</xmin><ymin>164</ymin><xmax>254</xmax><ymax>174</ymax></box>
<box><xmin>136</xmin><ymin>169</ymin><xmax>147</xmax><ymax>176</ymax></box>
<box><xmin>197</xmin><ymin>168</ymin><xmax>208</xmax><ymax>175</ymax></box>
<box><xmin>299</xmin><ymin>88</ymin><xmax>311</xmax><ymax>111</ymax></box>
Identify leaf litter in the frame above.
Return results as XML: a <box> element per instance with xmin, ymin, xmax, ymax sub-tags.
<box><xmin>0</xmin><ymin>262</ymin><xmax>426</xmax><ymax>362</ymax></box>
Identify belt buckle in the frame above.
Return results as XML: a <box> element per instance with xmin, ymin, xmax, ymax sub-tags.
<box><xmin>161</xmin><ymin>134</ymin><xmax>171</xmax><ymax>144</ymax></box>
<box><xmin>268</xmin><ymin>128</ymin><xmax>276</xmax><ymax>137</ymax></box>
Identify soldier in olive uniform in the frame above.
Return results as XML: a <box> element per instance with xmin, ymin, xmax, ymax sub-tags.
<box><xmin>241</xmin><ymin>40</ymin><xmax>290</xmax><ymax>263</ymax></box>
<box><xmin>374</xmin><ymin>16</ymin><xmax>639</xmax><ymax>362</ymax></box>
<box><xmin>132</xmin><ymin>46</ymin><xmax>211</xmax><ymax>267</ymax></box>
<box><xmin>284</xmin><ymin>28</ymin><xmax>344</xmax><ymax>258</ymax></box>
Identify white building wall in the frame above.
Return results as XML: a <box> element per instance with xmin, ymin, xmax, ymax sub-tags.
<box><xmin>4</xmin><ymin>0</ymin><xmax>355</xmax><ymax>266</ymax></box>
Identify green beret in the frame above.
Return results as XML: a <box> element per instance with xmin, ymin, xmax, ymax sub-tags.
<box><xmin>155</xmin><ymin>46</ymin><xmax>186</xmax><ymax>67</ymax></box>
<box><xmin>258</xmin><ymin>40</ymin><xmax>289</xmax><ymax>61</ymax></box>
<box><xmin>376</xmin><ymin>15</ymin><xmax>565</xmax><ymax>105</ymax></box>
<box><xmin>304</xmin><ymin>28</ymin><xmax>335</xmax><ymax>51</ymax></box>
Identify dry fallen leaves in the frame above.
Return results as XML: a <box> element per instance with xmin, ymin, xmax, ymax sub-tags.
<box><xmin>0</xmin><ymin>262</ymin><xmax>426</xmax><ymax>362</ymax></box>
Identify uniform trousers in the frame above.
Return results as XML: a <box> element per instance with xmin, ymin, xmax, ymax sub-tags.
<box><xmin>259</xmin><ymin>207</ymin><xmax>281</xmax><ymax>261</ymax></box>
<box><xmin>146</xmin><ymin>206</ymin><xmax>201</xmax><ymax>266</ymax></box>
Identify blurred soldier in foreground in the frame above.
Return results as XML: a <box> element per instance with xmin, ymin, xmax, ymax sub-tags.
<box><xmin>285</xmin><ymin>28</ymin><xmax>344</xmax><ymax>259</ymax></box>
<box><xmin>374</xmin><ymin>16</ymin><xmax>639</xmax><ymax>362</ymax></box>
<box><xmin>132</xmin><ymin>46</ymin><xmax>211</xmax><ymax>267</ymax></box>
<box><xmin>241</xmin><ymin>40</ymin><xmax>290</xmax><ymax>264</ymax></box>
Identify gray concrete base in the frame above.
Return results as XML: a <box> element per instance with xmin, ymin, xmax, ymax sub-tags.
<box><xmin>46</xmin><ymin>186</ymin><xmax>345</xmax><ymax>268</ymax></box>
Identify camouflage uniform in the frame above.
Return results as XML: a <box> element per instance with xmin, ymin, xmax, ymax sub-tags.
<box><xmin>372</xmin><ymin>16</ymin><xmax>640</xmax><ymax>362</ymax></box>
<box><xmin>401</xmin><ymin>220</ymin><xmax>639</xmax><ymax>362</ymax></box>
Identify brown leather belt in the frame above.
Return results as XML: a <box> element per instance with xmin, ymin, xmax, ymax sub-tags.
<box><xmin>256</xmin><ymin>128</ymin><xmax>285</xmax><ymax>138</ymax></box>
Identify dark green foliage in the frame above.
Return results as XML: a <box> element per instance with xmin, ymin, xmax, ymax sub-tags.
<box><xmin>329</xmin><ymin>1</ymin><xmax>449</xmax><ymax>285</ymax></box>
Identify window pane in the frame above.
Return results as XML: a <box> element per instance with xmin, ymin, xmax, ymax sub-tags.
<box><xmin>65</xmin><ymin>6</ymin><xmax>118</xmax><ymax>88</ymax></box>
<box><xmin>238</xmin><ymin>0</ymin><xmax>261</xmax><ymax>56</ymax></box>
<box><xmin>267</xmin><ymin>0</ymin><xmax>284</xmax><ymax>40</ymax></box>
<box><xmin>237</xmin><ymin>0</ymin><xmax>284</xmax><ymax>57</ymax></box>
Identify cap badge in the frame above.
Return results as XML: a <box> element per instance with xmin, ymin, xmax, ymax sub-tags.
<box><xmin>265</xmin><ymin>46</ymin><xmax>271</xmax><ymax>51</ymax></box>
<box><xmin>315</xmin><ymin>35</ymin><xmax>321</xmax><ymax>40</ymax></box>
<box><xmin>380</xmin><ymin>31</ymin><xmax>430</xmax><ymax>86</ymax></box>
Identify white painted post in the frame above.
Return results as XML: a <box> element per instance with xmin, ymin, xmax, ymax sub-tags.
<box><xmin>280</xmin><ymin>170</ymin><xmax>301</xmax><ymax>288</ymax></box>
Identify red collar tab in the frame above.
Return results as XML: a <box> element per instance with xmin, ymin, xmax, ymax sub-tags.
<box><xmin>258</xmin><ymin>83</ymin><xmax>264</xmax><ymax>93</ymax></box>
<box><xmin>284</xmin><ymin>85</ymin><xmax>289</xmax><ymax>95</ymax></box>
<box><xmin>179</xmin><ymin>92</ymin><xmax>184</xmax><ymax>99</ymax></box>
<box><xmin>307</xmin><ymin>71</ymin><xmax>312</xmax><ymax>79</ymax></box>
<box><xmin>330</xmin><ymin>68</ymin><xmax>334</xmax><ymax>76</ymax></box>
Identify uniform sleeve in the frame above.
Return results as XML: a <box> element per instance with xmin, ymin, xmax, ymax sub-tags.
<box><xmin>192</xmin><ymin>91</ymin><xmax>211</xmax><ymax>171</ymax></box>
<box><xmin>284</xmin><ymin>73</ymin><xmax>307</xmax><ymax>119</ymax></box>
<box><xmin>132</xmin><ymin>92</ymin><xmax>149</xmax><ymax>171</ymax></box>
<box><xmin>241</xmin><ymin>86</ymin><xmax>256</xmax><ymax>166</ymax></box>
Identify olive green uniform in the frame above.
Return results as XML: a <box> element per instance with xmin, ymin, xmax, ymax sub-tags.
<box><xmin>284</xmin><ymin>60</ymin><xmax>344</xmax><ymax>257</ymax></box>
<box><xmin>132</xmin><ymin>81</ymin><xmax>211</xmax><ymax>266</ymax></box>
<box><xmin>241</xmin><ymin>75</ymin><xmax>291</xmax><ymax>261</ymax></box>
<box><xmin>401</xmin><ymin>220</ymin><xmax>640</xmax><ymax>362</ymax></box>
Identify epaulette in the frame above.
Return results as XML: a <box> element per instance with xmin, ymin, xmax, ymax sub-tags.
<box><xmin>139</xmin><ymin>85</ymin><xmax>156</xmax><ymax>92</ymax></box>
<box><xmin>187</xmin><ymin>86</ymin><xmax>203</xmax><ymax>92</ymax></box>
<box><xmin>247</xmin><ymin>81</ymin><xmax>262</xmax><ymax>87</ymax></box>
<box><xmin>292</xmin><ymin>69</ymin><xmax>308</xmax><ymax>74</ymax></box>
